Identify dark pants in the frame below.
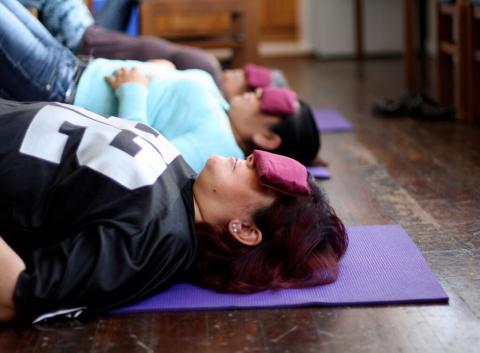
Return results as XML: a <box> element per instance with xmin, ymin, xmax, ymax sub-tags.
<box><xmin>94</xmin><ymin>0</ymin><xmax>136</xmax><ymax>32</ymax></box>
<box><xmin>78</xmin><ymin>25</ymin><xmax>224</xmax><ymax>92</ymax></box>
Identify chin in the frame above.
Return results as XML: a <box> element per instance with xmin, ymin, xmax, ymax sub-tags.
<box><xmin>198</xmin><ymin>156</ymin><xmax>227</xmax><ymax>186</ymax></box>
<box><xmin>197</xmin><ymin>157</ymin><xmax>221</xmax><ymax>183</ymax></box>
<box><xmin>229</xmin><ymin>95</ymin><xmax>242</xmax><ymax>106</ymax></box>
<box><xmin>205</xmin><ymin>155</ymin><xmax>226</xmax><ymax>170</ymax></box>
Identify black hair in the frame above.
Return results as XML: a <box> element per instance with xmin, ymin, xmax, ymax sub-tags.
<box><xmin>269</xmin><ymin>100</ymin><xmax>320</xmax><ymax>165</ymax></box>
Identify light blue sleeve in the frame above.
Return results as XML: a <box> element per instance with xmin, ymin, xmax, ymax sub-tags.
<box><xmin>115</xmin><ymin>83</ymin><xmax>149</xmax><ymax>125</ymax></box>
<box><xmin>169</xmin><ymin>132</ymin><xmax>208</xmax><ymax>173</ymax></box>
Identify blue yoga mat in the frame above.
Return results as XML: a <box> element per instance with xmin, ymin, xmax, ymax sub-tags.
<box><xmin>112</xmin><ymin>225</ymin><xmax>448</xmax><ymax>314</ymax></box>
<box><xmin>314</xmin><ymin>109</ymin><xmax>353</xmax><ymax>132</ymax></box>
<box><xmin>307</xmin><ymin>166</ymin><xmax>331</xmax><ymax>179</ymax></box>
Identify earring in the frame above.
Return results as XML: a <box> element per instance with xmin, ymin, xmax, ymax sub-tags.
<box><xmin>232</xmin><ymin>224</ymin><xmax>238</xmax><ymax>233</ymax></box>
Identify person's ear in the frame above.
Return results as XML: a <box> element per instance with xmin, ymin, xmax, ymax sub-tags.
<box><xmin>227</xmin><ymin>220</ymin><xmax>263</xmax><ymax>246</ymax></box>
<box><xmin>252</xmin><ymin>131</ymin><xmax>281</xmax><ymax>151</ymax></box>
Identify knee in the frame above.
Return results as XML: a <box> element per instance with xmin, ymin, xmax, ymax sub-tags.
<box><xmin>174</xmin><ymin>48</ymin><xmax>221</xmax><ymax>76</ymax></box>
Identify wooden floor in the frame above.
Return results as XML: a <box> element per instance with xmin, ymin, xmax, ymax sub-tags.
<box><xmin>1</xmin><ymin>58</ymin><xmax>479</xmax><ymax>353</ymax></box>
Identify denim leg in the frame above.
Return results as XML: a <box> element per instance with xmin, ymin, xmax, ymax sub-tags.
<box><xmin>0</xmin><ymin>0</ymin><xmax>78</xmax><ymax>102</ymax></box>
<box><xmin>16</xmin><ymin>0</ymin><xmax>45</xmax><ymax>6</ymax></box>
<box><xmin>2</xmin><ymin>0</ymin><xmax>64</xmax><ymax>49</ymax></box>
<box><xmin>17</xmin><ymin>0</ymin><xmax>94</xmax><ymax>52</ymax></box>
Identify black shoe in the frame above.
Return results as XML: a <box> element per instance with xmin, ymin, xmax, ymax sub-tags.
<box><xmin>372</xmin><ymin>93</ymin><xmax>454</xmax><ymax>121</ymax></box>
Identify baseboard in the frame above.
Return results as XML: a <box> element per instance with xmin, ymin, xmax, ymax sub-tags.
<box><xmin>312</xmin><ymin>52</ymin><xmax>403</xmax><ymax>61</ymax></box>
<box><xmin>259</xmin><ymin>41</ymin><xmax>313</xmax><ymax>57</ymax></box>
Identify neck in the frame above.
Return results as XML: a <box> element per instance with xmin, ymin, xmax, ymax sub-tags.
<box><xmin>192</xmin><ymin>185</ymin><xmax>205</xmax><ymax>224</ymax></box>
<box><xmin>227</xmin><ymin>111</ymin><xmax>250</xmax><ymax>154</ymax></box>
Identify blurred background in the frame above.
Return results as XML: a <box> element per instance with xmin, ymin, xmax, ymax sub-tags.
<box><xmin>86</xmin><ymin>0</ymin><xmax>478</xmax><ymax>123</ymax></box>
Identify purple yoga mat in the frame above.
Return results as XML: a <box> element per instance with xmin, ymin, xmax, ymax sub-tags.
<box><xmin>314</xmin><ymin>109</ymin><xmax>353</xmax><ymax>132</ymax></box>
<box><xmin>307</xmin><ymin>166</ymin><xmax>331</xmax><ymax>179</ymax></box>
<box><xmin>112</xmin><ymin>225</ymin><xmax>448</xmax><ymax>315</ymax></box>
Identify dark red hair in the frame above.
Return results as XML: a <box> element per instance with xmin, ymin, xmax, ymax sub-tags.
<box><xmin>191</xmin><ymin>178</ymin><xmax>348</xmax><ymax>293</ymax></box>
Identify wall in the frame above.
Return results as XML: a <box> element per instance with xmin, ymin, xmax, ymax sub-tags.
<box><xmin>308</xmin><ymin>0</ymin><xmax>403</xmax><ymax>58</ymax></box>
<box><xmin>259</xmin><ymin>0</ymin><xmax>437</xmax><ymax>59</ymax></box>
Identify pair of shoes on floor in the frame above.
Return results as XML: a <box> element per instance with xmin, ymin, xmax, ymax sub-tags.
<box><xmin>372</xmin><ymin>93</ymin><xmax>455</xmax><ymax>121</ymax></box>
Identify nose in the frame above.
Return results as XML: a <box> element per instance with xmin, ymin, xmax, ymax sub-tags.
<box><xmin>246</xmin><ymin>154</ymin><xmax>255</xmax><ymax>169</ymax></box>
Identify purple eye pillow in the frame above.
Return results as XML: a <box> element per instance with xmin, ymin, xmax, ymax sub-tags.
<box><xmin>245</xmin><ymin>64</ymin><xmax>272</xmax><ymax>89</ymax></box>
<box><xmin>260</xmin><ymin>87</ymin><xmax>297</xmax><ymax>116</ymax></box>
<box><xmin>253</xmin><ymin>150</ymin><xmax>310</xmax><ymax>195</ymax></box>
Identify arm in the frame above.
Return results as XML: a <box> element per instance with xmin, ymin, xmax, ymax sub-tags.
<box><xmin>105</xmin><ymin>67</ymin><xmax>151</xmax><ymax>124</ymax></box>
<box><xmin>0</xmin><ymin>237</ymin><xmax>26</xmax><ymax>322</ymax></box>
<box><xmin>13</xmin><ymin>223</ymin><xmax>192</xmax><ymax>321</ymax></box>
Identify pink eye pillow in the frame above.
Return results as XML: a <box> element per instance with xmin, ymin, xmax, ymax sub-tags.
<box><xmin>253</xmin><ymin>150</ymin><xmax>310</xmax><ymax>195</ymax></box>
<box><xmin>245</xmin><ymin>64</ymin><xmax>272</xmax><ymax>89</ymax></box>
<box><xmin>260</xmin><ymin>87</ymin><xmax>298</xmax><ymax>116</ymax></box>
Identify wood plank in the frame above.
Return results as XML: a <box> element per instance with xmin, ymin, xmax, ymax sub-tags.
<box><xmin>403</xmin><ymin>0</ymin><xmax>417</xmax><ymax>92</ymax></box>
<box><xmin>139</xmin><ymin>0</ymin><xmax>259</xmax><ymax>65</ymax></box>
<box><xmin>142</xmin><ymin>14</ymin><xmax>230</xmax><ymax>40</ymax></box>
<box><xmin>455</xmin><ymin>0</ymin><xmax>469</xmax><ymax>120</ymax></box>
<box><xmin>174</xmin><ymin>38</ymin><xmax>243</xmax><ymax>49</ymax></box>
<box><xmin>260</xmin><ymin>0</ymin><xmax>298</xmax><ymax>41</ymax></box>
<box><xmin>467</xmin><ymin>3</ymin><xmax>480</xmax><ymax>121</ymax></box>
<box><xmin>354</xmin><ymin>0</ymin><xmax>364</xmax><ymax>61</ymax></box>
<box><xmin>140</xmin><ymin>0</ymin><xmax>244</xmax><ymax>13</ymax></box>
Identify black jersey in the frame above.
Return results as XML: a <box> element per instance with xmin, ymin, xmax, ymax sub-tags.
<box><xmin>0</xmin><ymin>99</ymin><xmax>197</xmax><ymax>321</ymax></box>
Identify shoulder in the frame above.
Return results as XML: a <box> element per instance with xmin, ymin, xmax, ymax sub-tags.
<box><xmin>150</xmin><ymin>179</ymin><xmax>197</xmax><ymax>258</ymax></box>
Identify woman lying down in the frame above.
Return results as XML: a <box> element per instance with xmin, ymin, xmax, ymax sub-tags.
<box><xmin>0</xmin><ymin>99</ymin><xmax>348</xmax><ymax>323</ymax></box>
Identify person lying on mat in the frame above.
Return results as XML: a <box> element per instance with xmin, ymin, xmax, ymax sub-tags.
<box><xmin>222</xmin><ymin>64</ymin><xmax>289</xmax><ymax>100</ymax></box>
<box><xmin>101</xmin><ymin>67</ymin><xmax>316</xmax><ymax>173</ymax></box>
<box><xmin>0</xmin><ymin>99</ymin><xmax>347</xmax><ymax>323</ymax></box>
<box><xmin>17</xmin><ymin>0</ymin><xmax>288</xmax><ymax>98</ymax></box>
<box><xmin>0</xmin><ymin>0</ymin><xmax>320</xmax><ymax>173</ymax></box>
<box><xmin>16</xmin><ymin>0</ymin><xmax>224</xmax><ymax>90</ymax></box>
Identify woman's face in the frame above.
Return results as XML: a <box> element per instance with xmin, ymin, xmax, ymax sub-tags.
<box><xmin>193</xmin><ymin>154</ymin><xmax>277</xmax><ymax>227</ymax></box>
<box><xmin>229</xmin><ymin>90</ymin><xmax>262</xmax><ymax>119</ymax></box>
<box><xmin>228</xmin><ymin>90</ymin><xmax>282</xmax><ymax>146</ymax></box>
<box><xmin>222</xmin><ymin>69</ymin><xmax>248</xmax><ymax>100</ymax></box>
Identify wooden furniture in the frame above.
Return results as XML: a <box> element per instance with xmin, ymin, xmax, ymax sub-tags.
<box><xmin>260</xmin><ymin>0</ymin><xmax>298</xmax><ymax>41</ymax></box>
<box><xmin>466</xmin><ymin>2</ymin><xmax>480</xmax><ymax>122</ymax></box>
<box><xmin>403</xmin><ymin>0</ymin><xmax>419</xmax><ymax>92</ymax></box>
<box><xmin>354</xmin><ymin>0</ymin><xmax>365</xmax><ymax>61</ymax></box>
<box><xmin>436</xmin><ymin>0</ymin><xmax>469</xmax><ymax>120</ymax></box>
<box><xmin>139</xmin><ymin>0</ymin><xmax>259</xmax><ymax>67</ymax></box>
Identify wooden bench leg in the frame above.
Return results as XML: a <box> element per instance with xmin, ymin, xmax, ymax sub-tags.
<box><xmin>231</xmin><ymin>0</ymin><xmax>258</xmax><ymax>66</ymax></box>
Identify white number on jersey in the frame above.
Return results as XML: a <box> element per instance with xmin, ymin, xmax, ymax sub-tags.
<box><xmin>20</xmin><ymin>104</ymin><xmax>180</xmax><ymax>190</ymax></box>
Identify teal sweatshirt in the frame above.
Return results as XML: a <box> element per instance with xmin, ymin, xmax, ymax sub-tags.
<box><xmin>74</xmin><ymin>59</ymin><xmax>244</xmax><ymax>173</ymax></box>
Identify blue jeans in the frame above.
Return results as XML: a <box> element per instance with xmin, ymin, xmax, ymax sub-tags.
<box><xmin>0</xmin><ymin>0</ymin><xmax>78</xmax><ymax>102</ymax></box>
